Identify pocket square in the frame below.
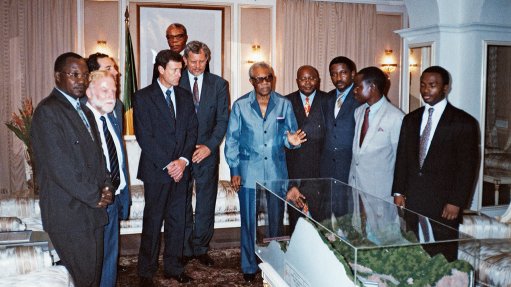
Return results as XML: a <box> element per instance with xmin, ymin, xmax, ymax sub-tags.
<box><xmin>277</xmin><ymin>116</ymin><xmax>285</xmax><ymax>120</ymax></box>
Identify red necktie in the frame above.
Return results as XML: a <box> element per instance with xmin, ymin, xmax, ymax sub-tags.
<box><xmin>193</xmin><ymin>77</ymin><xmax>199</xmax><ymax>113</ymax></box>
<box><xmin>359</xmin><ymin>107</ymin><xmax>370</xmax><ymax>147</ymax></box>
<box><xmin>304</xmin><ymin>97</ymin><xmax>311</xmax><ymax>117</ymax></box>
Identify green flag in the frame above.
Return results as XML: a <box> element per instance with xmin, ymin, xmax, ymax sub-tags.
<box><xmin>123</xmin><ymin>7</ymin><xmax>137</xmax><ymax>135</ymax></box>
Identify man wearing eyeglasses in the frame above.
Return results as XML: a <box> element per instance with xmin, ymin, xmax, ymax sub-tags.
<box><xmin>30</xmin><ymin>52</ymin><xmax>113</xmax><ymax>287</ymax></box>
<box><xmin>224</xmin><ymin>62</ymin><xmax>307</xmax><ymax>283</ymax></box>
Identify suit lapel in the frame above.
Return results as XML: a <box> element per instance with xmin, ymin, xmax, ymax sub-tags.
<box><xmin>336</xmin><ymin>90</ymin><xmax>355</xmax><ymax>120</ymax></box>
<box><xmin>360</xmin><ymin>100</ymin><xmax>387</xmax><ymax>152</ymax></box>
<box><xmin>150</xmin><ymin>83</ymin><xmax>176</xmax><ymax>128</ymax></box>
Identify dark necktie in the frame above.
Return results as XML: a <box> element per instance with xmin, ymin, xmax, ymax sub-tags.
<box><xmin>193</xmin><ymin>77</ymin><xmax>199</xmax><ymax>113</ymax></box>
<box><xmin>165</xmin><ymin>89</ymin><xmax>176</xmax><ymax>119</ymax></box>
<box><xmin>419</xmin><ymin>108</ymin><xmax>434</xmax><ymax>168</ymax></box>
<box><xmin>75</xmin><ymin>102</ymin><xmax>93</xmax><ymax>140</ymax></box>
<box><xmin>418</xmin><ymin>215</ymin><xmax>430</xmax><ymax>241</ymax></box>
<box><xmin>100</xmin><ymin>116</ymin><xmax>120</xmax><ymax>190</ymax></box>
<box><xmin>359</xmin><ymin>107</ymin><xmax>370</xmax><ymax>147</ymax></box>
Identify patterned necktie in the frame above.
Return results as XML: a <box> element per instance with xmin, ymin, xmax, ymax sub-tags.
<box><xmin>75</xmin><ymin>102</ymin><xmax>93</xmax><ymax>140</ymax></box>
<box><xmin>193</xmin><ymin>77</ymin><xmax>199</xmax><ymax>113</ymax></box>
<box><xmin>419</xmin><ymin>107</ymin><xmax>434</xmax><ymax>168</ymax></box>
<box><xmin>359</xmin><ymin>107</ymin><xmax>370</xmax><ymax>147</ymax></box>
<box><xmin>165</xmin><ymin>89</ymin><xmax>176</xmax><ymax>119</ymax></box>
<box><xmin>334</xmin><ymin>93</ymin><xmax>344</xmax><ymax>118</ymax></box>
<box><xmin>304</xmin><ymin>97</ymin><xmax>311</xmax><ymax>117</ymax></box>
<box><xmin>100</xmin><ymin>116</ymin><xmax>120</xmax><ymax>190</ymax></box>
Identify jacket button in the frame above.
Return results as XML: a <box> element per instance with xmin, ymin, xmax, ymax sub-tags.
<box><xmin>264</xmin><ymin>157</ymin><xmax>267</xmax><ymax>160</ymax></box>
<box><xmin>264</xmin><ymin>131</ymin><xmax>267</xmax><ymax>134</ymax></box>
<box><xmin>418</xmin><ymin>172</ymin><xmax>423</xmax><ymax>176</ymax></box>
<box><xmin>264</xmin><ymin>144</ymin><xmax>267</xmax><ymax>147</ymax></box>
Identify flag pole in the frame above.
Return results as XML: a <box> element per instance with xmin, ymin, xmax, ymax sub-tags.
<box><xmin>123</xmin><ymin>5</ymin><xmax>137</xmax><ymax>135</ymax></box>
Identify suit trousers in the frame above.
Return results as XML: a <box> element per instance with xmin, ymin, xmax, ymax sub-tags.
<box><xmin>184</xmin><ymin>168</ymin><xmax>219</xmax><ymax>257</ymax></box>
<box><xmin>137</xmin><ymin>182</ymin><xmax>187</xmax><ymax>278</ymax></box>
<box><xmin>50</xmin><ymin>227</ymin><xmax>104</xmax><ymax>287</ymax></box>
<box><xmin>239</xmin><ymin>187</ymin><xmax>258</xmax><ymax>274</ymax></box>
<box><xmin>100</xmin><ymin>194</ymin><xmax>121</xmax><ymax>287</ymax></box>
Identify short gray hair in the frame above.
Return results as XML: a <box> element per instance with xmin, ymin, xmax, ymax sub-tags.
<box><xmin>248</xmin><ymin>62</ymin><xmax>272</xmax><ymax>78</ymax></box>
<box><xmin>183</xmin><ymin>41</ymin><xmax>211</xmax><ymax>61</ymax></box>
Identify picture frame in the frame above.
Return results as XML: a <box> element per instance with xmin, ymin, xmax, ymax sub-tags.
<box><xmin>138</xmin><ymin>5</ymin><xmax>224</xmax><ymax>87</ymax></box>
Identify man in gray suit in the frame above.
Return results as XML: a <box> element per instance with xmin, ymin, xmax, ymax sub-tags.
<box><xmin>179</xmin><ymin>41</ymin><xmax>229</xmax><ymax>266</ymax></box>
<box><xmin>31</xmin><ymin>52</ymin><xmax>113</xmax><ymax>287</ymax></box>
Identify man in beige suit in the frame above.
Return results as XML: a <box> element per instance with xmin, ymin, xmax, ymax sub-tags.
<box><xmin>348</xmin><ymin>66</ymin><xmax>404</xmax><ymax>244</ymax></box>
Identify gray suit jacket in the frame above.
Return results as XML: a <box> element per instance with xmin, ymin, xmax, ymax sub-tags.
<box><xmin>31</xmin><ymin>88</ymin><xmax>110</xmax><ymax>233</ymax></box>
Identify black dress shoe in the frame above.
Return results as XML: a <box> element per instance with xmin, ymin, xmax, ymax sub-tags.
<box><xmin>243</xmin><ymin>273</ymin><xmax>256</xmax><ymax>283</ymax></box>
<box><xmin>196</xmin><ymin>253</ymin><xmax>214</xmax><ymax>267</ymax></box>
<box><xmin>139</xmin><ymin>276</ymin><xmax>154</xmax><ymax>287</ymax></box>
<box><xmin>165</xmin><ymin>272</ymin><xmax>193</xmax><ymax>283</ymax></box>
<box><xmin>181</xmin><ymin>255</ymin><xmax>193</xmax><ymax>265</ymax></box>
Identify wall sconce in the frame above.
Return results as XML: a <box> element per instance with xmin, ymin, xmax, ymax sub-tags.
<box><xmin>96</xmin><ymin>40</ymin><xmax>109</xmax><ymax>55</ymax></box>
<box><xmin>381</xmin><ymin>49</ymin><xmax>397</xmax><ymax>75</ymax></box>
<box><xmin>247</xmin><ymin>44</ymin><xmax>262</xmax><ymax>64</ymax></box>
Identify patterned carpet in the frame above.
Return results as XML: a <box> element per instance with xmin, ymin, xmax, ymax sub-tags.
<box><xmin>117</xmin><ymin>248</ymin><xmax>264</xmax><ymax>286</ymax></box>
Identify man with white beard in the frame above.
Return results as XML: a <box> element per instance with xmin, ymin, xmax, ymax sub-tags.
<box><xmin>85</xmin><ymin>70</ymin><xmax>130</xmax><ymax>287</ymax></box>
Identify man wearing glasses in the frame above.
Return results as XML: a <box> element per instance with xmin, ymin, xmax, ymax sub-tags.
<box><xmin>30</xmin><ymin>52</ymin><xmax>113</xmax><ymax>286</ymax></box>
<box><xmin>224</xmin><ymin>62</ymin><xmax>306</xmax><ymax>282</ymax></box>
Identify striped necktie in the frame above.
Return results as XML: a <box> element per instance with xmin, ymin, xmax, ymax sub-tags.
<box><xmin>100</xmin><ymin>116</ymin><xmax>120</xmax><ymax>190</ymax></box>
<box><xmin>165</xmin><ymin>89</ymin><xmax>176</xmax><ymax>119</ymax></box>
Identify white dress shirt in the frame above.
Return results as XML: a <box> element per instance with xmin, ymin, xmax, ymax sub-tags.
<box><xmin>420</xmin><ymin>98</ymin><xmax>448</xmax><ymax>157</ymax></box>
<box><xmin>187</xmin><ymin>71</ymin><xmax>204</xmax><ymax>100</ymax></box>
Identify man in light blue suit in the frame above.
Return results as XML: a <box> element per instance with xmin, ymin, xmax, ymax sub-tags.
<box><xmin>224</xmin><ymin>62</ymin><xmax>306</xmax><ymax>283</ymax></box>
<box><xmin>85</xmin><ymin>68</ymin><xmax>131</xmax><ymax>287</ymax></box>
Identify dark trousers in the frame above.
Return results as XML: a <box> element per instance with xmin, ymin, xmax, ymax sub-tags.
<box><xmin>137</xmin><ymin>181</ymin><xmax>187</xmax><ymax>277</ymax></box>
<box><xmin>100</xmin><ymin>195</ymin><xmax>121</xmax><ymax>287</ymax></box>
<box><xmin>184</xmin><ymin>167</ymin><xmax>219</xmax><ymax>257</ymax></box>
<box><xmin>50</xmin><ymin>227</ymin><xmax>104</xmax><ymax>287</ymax></box>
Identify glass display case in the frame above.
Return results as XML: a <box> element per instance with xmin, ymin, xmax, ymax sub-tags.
<box><xmin>255</xmin><ymin>178</ymin><xmax>480</xmax><ymax>287</ymax></box>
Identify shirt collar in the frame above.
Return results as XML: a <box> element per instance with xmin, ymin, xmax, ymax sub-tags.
<box><xmin>336</xmin><ymin>83</ymin><xmax>354</xmax><ymax>102</ymax></box>
<box><xmin>188</xmin><ymin>71</ymin><xmax>203</xmax><ymax>82</ymax></box>
<box><xmin>366</xmin><ymin>95</ymin><xmax>385</xmax><ymax>113</ymax></box>
<box><xmin>56</xmin><ymin>87</ymin><xmax>81</xmax><ymax>107</ymax></box>
<box><xmin>424</xmin><ymin>98</ymin><xmax>448</xmax><ymax>114</ymax></box>
<box><xmin>300</xmin><ymin>90</ymin><xmax>316</xmax><ymax>103</ymax></box>
<box><xmin>157</xmin><ymin>79</ymin><xmax>174</xmax><ymax>95</ymax></box>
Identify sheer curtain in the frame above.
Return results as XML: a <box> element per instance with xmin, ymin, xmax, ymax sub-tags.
<box><xmin>275</xmin><ymin>0</ymin><xmax>377</xmax><ymax>95</ymax></box>
<box><xmin>0</xmin><ymin>0</ymin><xmax>77</xmax><ymax>195</ymax></box>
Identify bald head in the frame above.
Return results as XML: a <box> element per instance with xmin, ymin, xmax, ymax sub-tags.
<box><xmin>296</xmin><ymin>65</ymin><xmax>320</xmax><ymax>96</ymax></box>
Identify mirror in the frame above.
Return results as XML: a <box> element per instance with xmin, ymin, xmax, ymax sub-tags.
<box><xmin>482</xmin><ymin>44</ymin><xmax>511</xmax><ymax>207</ymax></box>
<box><xmin>408</xmin><ymin>46</ymin><xmax>431</xmax><ymax>112</ymax></box>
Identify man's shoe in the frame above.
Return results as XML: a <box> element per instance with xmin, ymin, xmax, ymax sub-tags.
<box><xmin>165</xmin><ymin>272</ymin><xmax>193</xmax><ymax>283</ymax></box>
<box><xmin>139</xmin><ymin>276</ymin><xmax>154</xmax><ymax>287</ymax></box>
<box><xmin>181</xmin><ymin>255</ymin><xmax>193</xmax><ymax>265</ymax></box>
<box><xmin>243</xmin><ymin>273</ymin><xmax>256</xmax><ymax>283</ymax></box>
<box><xmin>196</xmin><ymin>253</ymin><xmax>214</xmax><ymax>267</ymax></box>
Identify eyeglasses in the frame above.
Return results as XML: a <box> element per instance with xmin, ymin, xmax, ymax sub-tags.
<box><xmin>250</xmin><ymin>74</ymin><xmax>274</xmax><ymax>84</ymax></box>
<box><xmin>297</xmin><ymin>76</ymin><xmax>318</xmax><ymax>82</ymax></box>
<box><xmin>60</xmin><ymin>72</ymin><xmax>90</xmax><ymax>80</ymax></box>
<box><xmin>166</xmin><ymin>33</ymin><xmax>186</xmax><ymax>41</ymax></box>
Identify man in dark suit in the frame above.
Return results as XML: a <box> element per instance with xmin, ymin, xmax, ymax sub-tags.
<box><xmin>134</xmin><ymin>49</ymin><xmax>198</xmax><ymax>286</ymax></box>
<box><xmin>30</xmin><ymin>52</ymin><xmax>113</xmax><ymax>287</ymax></box>
<box><xmin>86</xmin><ymin>54</ymin><xmax>131</xmax><ymax>287</ymax></box>
<box><xmin>393</xmin><ymin>66</ymin><xmax>479</xmax><ymax>261</ymax></box>
<box><xmin>285</xmin><ymin>65</ymin><xmax>328</xmax><ymax>231</ymax></box>
<box><xmin>320</xmin><ymin>56</ymin><xmax>361</xmax><ymax>215</ymax></box>
<box><xmin>178</xmin><ymin>41</ymin><xmax>229</xmax><ymax>266</ymax></box>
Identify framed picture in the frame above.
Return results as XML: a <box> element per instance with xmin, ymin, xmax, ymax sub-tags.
<box><xmin>138</xmin><ymin>5</ymin><xmax>224</xmax><ymax>87</ymax></box>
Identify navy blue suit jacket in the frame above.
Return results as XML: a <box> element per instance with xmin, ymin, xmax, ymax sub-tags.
<box><xmin>320</xmin><ymin>88</ymin><xmax>361</xmax><ymax>183</ymax></box>
<box><xmin>133</xmin><ymin>82</ymin><xmax>198</xmax><ymax>183</ymax></box>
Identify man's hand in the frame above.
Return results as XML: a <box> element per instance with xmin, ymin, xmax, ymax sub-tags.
<box><xmin>167</xmin><ymin>159</ymin><xmax>186</xmax><ymax>182</ymax></box>
<box><xmin>192</xmin><ymin>145</ymin><xmax>211</xmax><ymax>164</ymax></box>
<box><xmin>442</xmin><ymin>203</ymin><xmax>460</xmax><ymax>220</ymax></box>
<box><xmin>97</xmin><ymin>186</ymin><xmax>113</xmax><ymax>208</ymax></box>
<box><xmin>286</xmin><ymin>129</ymin><xmax>307</xmax><ymax>146</ymax></box>
<box><xmin>394</xmin><ymin>195</ymin><xmax>406</xmax><ymax>208</ymax></box>
<box><xmin>231</xmin><ymin>176</ymin><xmax>241</xmax><ymax>192</ymax></box>
<box><xmin>286</xmin><ymin>186</ymin><xmax>307</xmax><ymax>209</ymax></box>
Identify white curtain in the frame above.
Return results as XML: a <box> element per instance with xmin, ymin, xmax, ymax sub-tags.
<box><xmin>276</xmin><ymin>0</ymin><xmax>377</xmax><ymax>95</ymax></box>
<box><xmin>0</xmin><ymin>0</ymin><xmax>77</xmax><ymax>195</ymax></box>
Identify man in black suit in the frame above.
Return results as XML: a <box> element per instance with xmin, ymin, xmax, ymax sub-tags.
<box><xmin>30</xmin><ymin>52</ymin><xmax>113</xmax><ymax>287</ymax></box>
<box><xmin>134</xmin><ymin>50</ymin><xmax>198</xmax><ymax>285</ymax></box>
<box><xmin>285</xmin><ymin>65</ymin><xmax>328</xmax><ymax>231</ymax></box>
<box><xmin>393</xmin><ymin>66</ymin><xmax>479</xmax><ymax>261</ymax></box>
<box><xmin>320</xmin><ymin>56</ymin><xmax>361</xmax><ymax>216</ymax></box>
<box><xmin>86</xmin><ymin>53</ymin><xmax>131</xmax><ymax>287</ymax></box>
<box><xmin>178</xmin><ymin>41</ymin><xmax>229</xmax><ymax>266</ymax></box>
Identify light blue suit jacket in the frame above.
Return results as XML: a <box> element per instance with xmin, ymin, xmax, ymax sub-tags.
<box><xmin>225</xmin><ymin>91</ymin><xmax>299</xmax><ymax>189</ymax></box>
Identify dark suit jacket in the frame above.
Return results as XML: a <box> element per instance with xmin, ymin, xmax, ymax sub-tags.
<box><xmin>31</xmin><ymin>88</ymin><xmax>110</xmax><ymax>233</ymax></box>
<box><xmin>178</xmin><ymin>70</ymin><xmax>229</xmax><ymax>181</ymax></box>
<box><xmin>285</xmin><ymin>90</ymin><xmax>327</xmax><ymax>179</ymax></box>
<box><xmin>133</xmin><ymin>82</ymin><xmax>198</xmax><ymax>183</ymax></box>
<box><xmin>320</xmin><ymin>88</ymin><xmax>361</xmax><ymax>183</ymax></box>
<box><xmin>392</xmin><ymin>103</ymin><xmax>479</xmax><ymax>227</ymax></box>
